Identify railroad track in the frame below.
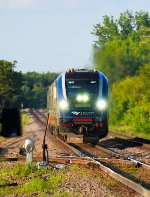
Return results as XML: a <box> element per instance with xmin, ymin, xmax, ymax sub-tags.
<box><xmin>28</xmin><ymin>109</ymin><xmax>150</xmax><ymax>196</ymax></box>
<box><xmin>96</xmin><ymin>144</ymin><xmax>150</xmax><ymax>169</ymax></box>
<box><xmin>35</xmin><ymin>109</ymin><xmax>150</xmax><ymax>164</ymax></box>
<box><xmin>109</xmin><ymin>130</ymin><xmax>150</xmax><ymax>149</ymax></box>
<box><xmin>1</xmin><ymin>108</ymin><xmax>150</xmax><ymax>196</ymax></box>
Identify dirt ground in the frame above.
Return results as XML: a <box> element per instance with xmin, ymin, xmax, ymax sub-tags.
<box><xmin>0</xmin><ymin>110</ymin><xmax>76</xmax><ymax>159</ymax></box>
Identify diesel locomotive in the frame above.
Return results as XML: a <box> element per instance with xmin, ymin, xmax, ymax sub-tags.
<box><xmin>47</xmin><ymin>69</ymin><xmax>108</xmax><ymax>144</ymax></box>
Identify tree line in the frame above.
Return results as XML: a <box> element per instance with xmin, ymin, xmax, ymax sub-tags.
<box><xmin>0</xmin><ymin>60</ymin><xmax>58</xmax><ymax>111</ymax></box>
<box><xmin>92</xmin><ymin>10</ymin><xmax>150</xmax><ymax>136</ymax></box>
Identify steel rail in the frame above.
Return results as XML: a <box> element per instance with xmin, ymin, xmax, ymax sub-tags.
<box><xmin>92</xmin><ymin>160</ymin><xmax>150</xmax><ymax>197</ymax></box>
<box><xmin>56</xmin><ymin>141</ymin><xmax>150</xmax><ymax>197</ymax></box>
<box><xmin>96</xmin><ymin>144</ymin><xmax>150</xmax><ymax>170</ymax></box>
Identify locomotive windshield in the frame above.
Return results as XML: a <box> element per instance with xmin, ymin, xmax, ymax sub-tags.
<box><xmin>66</xmin><ymin>80</ymin><xmax>98</xmax><ymax>97</ymax></box>
<box><xmin>66</xmin><ymin>79</ymin><xmax>99</xmax><ymax>108</ymax></box>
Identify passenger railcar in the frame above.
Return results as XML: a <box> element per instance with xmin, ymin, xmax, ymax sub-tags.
<box><xmin>47</xmin><ymin>69</ymin><xmax>108</xmax><ymax>144</ymax></box>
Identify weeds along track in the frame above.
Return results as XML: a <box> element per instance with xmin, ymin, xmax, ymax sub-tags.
<box><xmin>31</xmin><ymin>109</ymin><xmax>150</xmax><ymax>196</ymax></box>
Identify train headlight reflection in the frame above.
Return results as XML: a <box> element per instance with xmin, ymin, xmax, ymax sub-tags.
<box><xmin>96</xmin><ymin>99</ymin><xmax>107</xmax><ymax>110</ymax></box>
<box><xmin>59</xmin><ymin>100</ymin><xmax>68</xmax><ymax>110</ymax></box>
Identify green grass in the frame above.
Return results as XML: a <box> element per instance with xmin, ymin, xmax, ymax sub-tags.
<box><xmin>0</xmin><ymin>162</ymin><xmax>130</xmax><ymax>196</ymax></box>
<box><xmin>0</xmin><ymin>158</ymin><xmax>12</xmax><ymax>162</ymax></box>
<box><xmin>21</xmin><ymin>112</ymin><xmax>30</xmax><ymax>133</ymax></box>
<box><xmin>110</xmin><ymin>124</ymin><xmax>150</xmax><ymax>140</ymax></box>
<box><xmin>0</xmin><ymin>163</ymin><xmax>82</xmax><ymax>196</ymax></box>
<box><xmin>70</xmin><ymin>164</ymin><xmax>91</xmax><ymax>177</ymax></box>
<box><xmin>0</xmin><ymin>163</ymin><xmax>67</xmax><ymax>196</ymax></box>
<box><xmin>13</xmin><ymin>162</ymin><xmax>39</xmax><ymax>178</ymax></box>
<box><xmin>0</xmin><ymin>163</ymin><xmax>96</xmax><ymax>196</ymax></box>
<box><xmin>0</xmin><ymin>180</ymin><xmax>10</xmax><ymax>187</ymax></box>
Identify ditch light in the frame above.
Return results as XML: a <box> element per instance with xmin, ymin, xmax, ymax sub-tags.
<box><xmin>96</xmin><ymin>99</ymin><xmax>107</xmax><ymax>110</ymax></box>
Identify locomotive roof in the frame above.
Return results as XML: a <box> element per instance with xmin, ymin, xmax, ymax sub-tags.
<box><xmin>65</xmin><ymin>70</ymin><xmax>99</xmax><ymax>80</ymax></box>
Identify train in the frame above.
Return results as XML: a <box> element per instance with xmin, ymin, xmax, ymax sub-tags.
<box><xmin>47</xmin><ymin>69</ymin><xmax>108</xmax><ymax>144</ymax></box>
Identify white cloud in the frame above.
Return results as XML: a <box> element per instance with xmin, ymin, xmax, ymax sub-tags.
<box><xmin>0</xmin><ymin>0</ymin><xmax>37</xmax><ymax>9</ymax></box>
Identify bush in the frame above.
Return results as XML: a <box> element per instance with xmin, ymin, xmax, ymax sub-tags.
<box><xmin>109</xmin><ymin>64</ymin><xmax>150</xmax><ymax>137</ymax></box>
<box><xmin>122</xmin><ymin>101</ymin><xmax>150</xmax><ymax>133</ymax></box>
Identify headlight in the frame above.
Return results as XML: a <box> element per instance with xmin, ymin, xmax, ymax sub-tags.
<box><xmin>59</xmin><ymin>100</ymin><xmax>68</xmax><ymax>110</ymax></box>
<box><xmin>83</xmin><ymin>94</ymin><xmax>89</xmax><ymax>102</ymax></box>
<box><xmin>76</xmin><ymin>94</ymin><xmax>89</xmax><ymax>102</ymax></box>
<box><xmin>96</xmin><ymin>99</ymin><xmax>107</xmax><ymax>110</ymax></box>
<box><xmin>76</xmin><ymin>94</ymin><xmax>83</xmax><ymax>102</ymax></box>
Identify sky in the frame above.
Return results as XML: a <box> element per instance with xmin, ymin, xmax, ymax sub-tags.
<box><xmin>0</xmin><ymin>0</ymin><xmax>150</xmax><ymax>73</ymax></box>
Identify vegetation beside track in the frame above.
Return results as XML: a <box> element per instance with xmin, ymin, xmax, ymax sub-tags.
<box><xmin>109</xmin><ymin>64</ymin><xmax>150</xmax><ymax>139</ymax></box>
<box><xmin>0</xmin><ymin>162</ymin><xmax>136</xmax><ymax>196</ymax></box>
<box><xmin>92</xmin><ymin>10</ymin><xmax>150</xmax><ymax>139</ymax></box>
<box><xmin>0</xmin><ymin>162</ymin><xmax>67</xmax><ymax>196</ymax></box>
<box><xmin>109</xmin><ymin>125</ymin><xmax>150</xmax><ymax>140</ymax></box>
<box><xmin>21</xmin><ymin>111</ymin><xmax>30</xmax><ymax>133</ymax></box>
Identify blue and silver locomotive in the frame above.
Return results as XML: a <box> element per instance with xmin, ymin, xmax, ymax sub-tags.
<box><xmin>47</xmin><ymin>69</ymin><xmax>108</xmax><ymax>144</ymax></box>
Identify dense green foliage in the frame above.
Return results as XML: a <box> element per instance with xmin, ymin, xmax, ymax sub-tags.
<box><xmin>92</xmin><ymin>10</ymin><xmax>150</xmax><ymax>85</ymax></box>
<box><xmin>93</xmin><ymin>38</ymin><xmax>150</xmax><ymax>85</ymax></box>
<box><xmin>110</xmin><ymin>64</ymin><xmax>150</xmax><ymax>136</ymax></box>
<box><xmin>0</xmin><ymin>60</ymin><xmax>23</xmax><ymax>112</ymax></box>
<box><xmin>93</xmin><ymin>10</ymin><xmax>150</xmax><ymax>45</ymax></box>
<box><xmin>92</xmin><ymin>10</ymin><xmax>150</xmax><ymax>138</ymax></box>
<box><xmin>0</xmin><ymin>60</ymin><xmax>58</xmax><ymax>109</ymax></box>
<box><xmin>20</xmin><ymin>72</ymin><xmax>58</xmax><ymax>108</ymax></box>
<box><xmin>0</xmin><ymin>163</ymin><xmax>67</xmax><ymax>196</ymax></box>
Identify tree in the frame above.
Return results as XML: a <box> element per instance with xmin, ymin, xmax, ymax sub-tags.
<box><xmin>0</xmin><ymin>60</ymin><xmax>23</xmax><ymax>112</ymax></box>
<box><xmin>92</xmin><ymin>10</ymin><xmax>150</xmax><ymax>46</ymax></box>
<box><xmin>118</xmin><ymin>10</ymin><xmax>134</xmax><ymax>39</ymax></box>
<box><xmin>21</xmin><ymin>72</ymin><xmax>59</xmax><ymax>108</ymax></box>
<box><xmin>139</xmin><ymin>27</ymin><xmax>150</xmax><ymax>44</ymax></box>
<box><xmin>92</xmin><ymin>10</ymin><xmax>150</xmax><ymax>85</ymax></box>
<box><xmin>110</xmin><ymin>64</ymin><xmax>150</xmax><ymax>134</ymax></box>
<box><xmin>94</xmin><ymin>37</ymin><xmax>150</xmax><ymax>84</ymax></box>
<box><xmin>92</xmin><ymin>15</ymin><xmax>118</xmax><ymax>46</ymax></box>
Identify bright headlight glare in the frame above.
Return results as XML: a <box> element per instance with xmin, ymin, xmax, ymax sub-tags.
<box><xmin>76</xmin><ymin>94</ymin><xmax>82</xmax><ymax>102</ymax></box>
<box><xmin>83</xmin><ymin>94</ymin><xmax>89</xmax><ymax>102</ymax></box>
<box><xmin>76</xmin><ymin>94</ymin><xmax>89</xmax><ymax>102</ymax></box>
<box><xmin>59</xmin><ymin>100</ymin><xmax>68</xmax><ymax>110</ymax></box>
<box><xmin>97</xmin><ymin>100</ymin><xmax>107</xmax><ymax>110</ymax></box>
